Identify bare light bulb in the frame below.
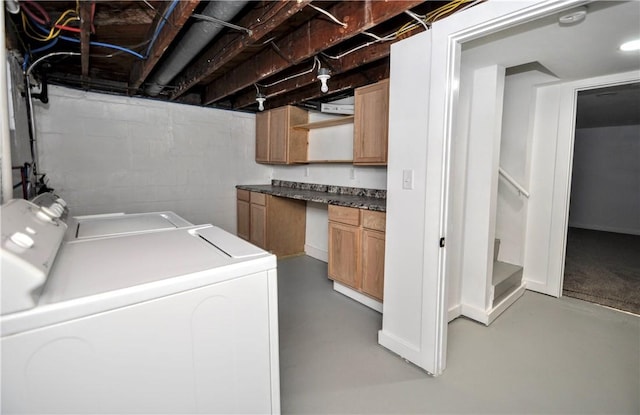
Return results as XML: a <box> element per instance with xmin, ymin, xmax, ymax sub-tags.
<box><xmin>256</xmin><ymin>93</ymin><xmax>266</xmax><ymax>111</ymax></box>
<box><xmin>317</xmin><ymin>68</ymin><xmax>330</xmax><ymax>94</ymax></box>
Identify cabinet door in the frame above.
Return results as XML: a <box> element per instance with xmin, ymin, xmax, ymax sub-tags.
<box><xmin>361</xmin><ymin>229</ymin><xmax>385</xmax><ymax>301</ymax></box>
<box><xmin>237</xmin><ymin>199</ymin><xmax>250</xmax><ymax>240</ymax></box>
<box><xmin>328</xmin><ymin>222</ymin><xmax>361</xmax><ymax>289</ymax></box>
<box><xmin>354</xmin><ymin>79</ymin><xmax>389</xmax><ymax>165</ymax></box>
<box><xmin>250</xmin><ymin>203</ymin><xmax>267</xmax><ymax>249</ymax></box>
<box><xmin>269</xmin><ymin>107</ymin><xmax>288</xmax><ymax>163</ymax></box>
<box><xmin>255</xmin><ymin>111</ymin><xmax>270</xmax><ymax>163</ymax></box>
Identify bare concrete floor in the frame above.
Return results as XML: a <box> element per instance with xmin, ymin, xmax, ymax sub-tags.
<box><xmin>278</xmin><ymin>255</ymin><xmax>640</xmax><ymax>414</ymax></box>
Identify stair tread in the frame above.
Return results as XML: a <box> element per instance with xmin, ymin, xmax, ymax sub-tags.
<box><xmin>493</xmin><ymin>260</ymin><xmax>523</xmax><ymax>285</ymax></box>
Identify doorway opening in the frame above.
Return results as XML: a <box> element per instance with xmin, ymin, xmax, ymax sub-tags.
<box><xmin>563</xmin><ymin>83</ymin><xmax>640</xmax><ymax>315</ymax></box>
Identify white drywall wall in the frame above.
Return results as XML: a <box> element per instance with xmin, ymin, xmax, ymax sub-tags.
<box><xmin>34</xmin><ymin>85</ymin><xmax>271</xmax><ymax>233</ymax></box>
<box><xmin>569</xmin><ymin>125</ymin><xmax>640</xmax><ymax>235</ymax></box>
<box><xmin>496</xmin><ymin>66</ymin><xmax>558</xmax><ymax>265</ymax></box>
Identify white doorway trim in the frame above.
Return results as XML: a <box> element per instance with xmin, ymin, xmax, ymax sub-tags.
<box><xmin>546</xmin><ymin>71</ymin><xmax>640</xmax><ymax>297</ymax></box>
<box><xmin>412</xmin><ymin>0</ymin><xmax>589</xmax><ymax>376</ymax></box>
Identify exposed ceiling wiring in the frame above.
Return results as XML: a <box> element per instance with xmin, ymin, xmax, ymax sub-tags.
<box><xmin>256</xmin><ymin>57</ymin><xmax>320</xmax><ymax>90</ymax></box>
<box><xmin>308</xmin><ymin>4</ymin><xmax>347</xmax><ymax>28</ymax></box>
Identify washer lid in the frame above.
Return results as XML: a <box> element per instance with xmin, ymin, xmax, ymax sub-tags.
<box><xmin>69</xmin><ymin>211</ymin><xmax>193</xmax><ymax>240</ymax></box>
<box><xmin>44</xmin><ymin>225</ymin><xmax>272</xmax><ymax>304</ymax></box>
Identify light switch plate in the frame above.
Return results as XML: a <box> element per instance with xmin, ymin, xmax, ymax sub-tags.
<box><xmin>402</xmin><ymin>169</ymin><xmax>414</xmax><ymax>190</ymax></box>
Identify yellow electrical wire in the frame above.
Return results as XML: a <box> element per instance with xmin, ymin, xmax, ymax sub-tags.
<box><xmin>22</xmin><ymin>14</ymin><xmax>55</xmax><ymax>41</ymax></box>
<box><xmin>426</xmin><ymin>0</ymin><xmax>469</xmax><ymax>23</ymax></box>
<box><xmin>21</xmin><ymin>7</ymin><xmax>80</xmax><ymax>42</ymax></box>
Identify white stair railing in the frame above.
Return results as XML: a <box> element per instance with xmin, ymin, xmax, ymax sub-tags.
<box><xmin>498</xmin><ymin>167</ymin><xmax>530</xmax><ymax>198</ymax></box>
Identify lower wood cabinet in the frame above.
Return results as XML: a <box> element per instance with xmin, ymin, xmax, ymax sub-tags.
<box><xmin>328</xmin><ymin>205</ymin><xmax>386</xmax><ymax>301</ymax></box>
<box><xmin>237</xmin><ymin>189</ymin><xmax>306</xmax><ymax>257</ymax></box>
<box><xmin>236</xmin><ymin>189</ymin><xmax>251</xmax><ymax>240</ymax></box>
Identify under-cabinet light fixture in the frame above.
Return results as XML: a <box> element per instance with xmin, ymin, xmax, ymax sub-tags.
<box><xmin>317</xmin><ymin>67</ymin><xmax>331</xmax><ymax>93</ymax></box>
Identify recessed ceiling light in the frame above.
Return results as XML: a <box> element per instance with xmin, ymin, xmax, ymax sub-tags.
<box><xmin>558</xmin><ymin>7</ymin><xmax>587</xmax><ymax>25</ymax></box>
<box><xmin>620</xmin><ymin>39</ymin><xmax>640</xmax><ymax>52</ymax></box>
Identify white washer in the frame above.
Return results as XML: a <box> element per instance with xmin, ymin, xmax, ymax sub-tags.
<box><xmin>31</xmin><ymin>191</ymin><xmax>195</xmax><ymax>241</ymax></box>
<box><xmin>1</xmin><ymin>199</ymin><xmax>280</xmax><ymax>414</ymax></box>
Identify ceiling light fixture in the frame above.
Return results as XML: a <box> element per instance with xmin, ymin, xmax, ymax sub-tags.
<box><xmin>558</xmin><ymin>6</ymin><xmax>587</xmax><ymax>25</ymax></box>
<box><xmin>255</xmin><ymin>93</ymin><xmax>266</xmax><ymax>111</ymax></box>
<box><xmin>317</xmin><ymin>67</ymin><xmax>331</xmax><ymax>93</ymax></box>
<box><xmin>620</xmin><ymin>39</ymin><xmax>640</xmax><ymax>52</ymax></box>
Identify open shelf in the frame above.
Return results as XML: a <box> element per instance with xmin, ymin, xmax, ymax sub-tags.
<box><xmin>292</xmin><ymin>116</ymin><xmax>354</xmax><ymax>130</ymax></box>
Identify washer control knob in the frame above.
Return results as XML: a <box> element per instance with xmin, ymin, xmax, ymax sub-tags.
<box><xmin>10</xmin><ymin>232</ymin><xmax>35</xmax><ymax>249</ymax></box>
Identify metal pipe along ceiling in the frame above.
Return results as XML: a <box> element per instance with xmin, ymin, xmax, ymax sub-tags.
<box><xmin>144</xmin><ymin>1</ymin><xmax>249</xmax><ymax>97</ymax></box>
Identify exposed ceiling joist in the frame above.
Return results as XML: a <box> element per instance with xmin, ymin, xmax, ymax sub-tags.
<box><xmin>9</xmin><ymin>1</ymin><xmax>477</xmax><ymax>111</ymax></box>
<box><xmin>170</xmin><ymin>0</ymin><xmax>313</xmax><ymax>100</ymax></box>
<box><xmin>267</xmin><ymin>59</ymin><xmax>390</xmax><ymax>110</ymax></box>
<box><xmin>128</xmin><ymin>0</ymin><xmax>200</xmax><ymax>90</ymax></box>
<box><xmin>79</xmin><ymin>2</ymin><xmax>92</xmax><ymax>84</ymax></box>
<box><xmin>202</xmin><ymin>0</ymin><xmax>425</xmax><ymax>106</ymax></box>
<box><xmin>233</xmin><ymin>40</ymin><xmax>396</xmax><ymax>109</ymax></box>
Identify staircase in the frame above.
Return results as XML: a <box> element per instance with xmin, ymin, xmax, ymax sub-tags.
<box><xmin>488</xmin><ymin>239</ymin><xmax>525</xmax><ymax>323</ymax></box>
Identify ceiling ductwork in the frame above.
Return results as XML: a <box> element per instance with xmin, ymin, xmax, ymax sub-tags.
<box><xmin>144</xmin><ymin>0</ymin><xmax>249</xmax><ymax>97</ymax></box>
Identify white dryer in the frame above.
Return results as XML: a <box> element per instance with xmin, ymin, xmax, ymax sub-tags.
<box><xmin>1</xmin><ymin>198</ymin><xmax>280</xmax><ymax>414</ymax></box>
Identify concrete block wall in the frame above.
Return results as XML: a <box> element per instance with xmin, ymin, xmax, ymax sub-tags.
<box><xmin>34</xmin><ymin>85</ymin><xmax>271</xmax><ymax>232</ymax></box>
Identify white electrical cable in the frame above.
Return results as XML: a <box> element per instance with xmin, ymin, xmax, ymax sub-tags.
<box><xmin>405</xmin><ymin>10</ymin><xmax>429</xmax><ymax>31</ymax></box>
<box><xmin>257</xmin><ymin>57</ymin><xmax>320</xmax><ymax>89</ymax></box>
<box><xmin>308</xmin><ymin>4</ymin><xmax>347</xmax><ymax>28</ymax></box>
<box><xmin>26</xmin><ymin>52</ymin><xmax>81</xmax><ymax>77</ymax></box>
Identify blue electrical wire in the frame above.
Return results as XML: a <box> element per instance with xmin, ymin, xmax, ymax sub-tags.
<box><xmin>24</xmin><ymin>0</ymin><xmax>181</xmax><ymax>62</ymax></box>
<box><xmin>23</xmin><ymin>37</ymin><xmax>60</xmax><ymax>70</ymax></box>
<box><xmin>59</xmin><ymin>35</ymin><xmax>145</xmax><ymax>59</ymax></box>
<box><xmin>145</xmin><ymin>0</ymin><xmax>180</xmax><ymax>58</ymax></box>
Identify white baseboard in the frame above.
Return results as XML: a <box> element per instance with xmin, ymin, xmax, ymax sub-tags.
<box><xmin>448</xmin><ymin>304</ymin><xmax>462</xmax><ymax>322</ymax></box>
<box><xmin>333</xmin><ymin>282</ymin><xmax>383</xmax><ymax>313</ymax></box>
<box><xmin>487</xmin><ymin>283</ymin><xmax>526</xmax><ymax>325</ymax></box>
<box><xmin>460</xmin><ymin>303</ymin><xmax>490</xmax><ymax>325</ymax></box>
<box><xmin>377</xmin><ymin>330</ymin><xmax>424</xmax><ymax>370</ymax></box>
<box><xmin>460</xmin><ymin>283</ymin><xmax>527</xmax><ymax>325</ymax></box>
<box><xmin>304</xmin><ymin>244</ymin><xmax>328</xmax><ymax>262</ymax></box>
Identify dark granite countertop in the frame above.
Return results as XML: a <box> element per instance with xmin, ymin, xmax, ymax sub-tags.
<box><xmin>236</xmin><ymin>180</ymin><xmax>386</xmax><ymax>212</ymax></box>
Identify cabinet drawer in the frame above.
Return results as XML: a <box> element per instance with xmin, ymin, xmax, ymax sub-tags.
<box><xmin>328</xmin><ymin>205</ymin><xmax>360</xmax><ymax>226</ymax></box>
<box><xmin>362</xmin><ymin>210</ymin><xmax>386</xmax><ymax>232</ymax></box>
<box><xmin>237</xmin><ymin>189</ymin><xmax>250</xmax><ymax>202</ymax></box>
<box><xmin>250</xmin><ymin>192</ymin><xmax>267</xmax><ymax>206</ymax></box>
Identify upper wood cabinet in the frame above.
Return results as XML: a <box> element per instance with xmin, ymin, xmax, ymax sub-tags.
<box><xmin>255</xmin><ymin>105</ymin><xmax>308</xmax><ymax>164</ymax></box>
<box><xmin>353</xmin><ymin>79</ymin><xmax>389</xmax><ymax>165</ymax></box>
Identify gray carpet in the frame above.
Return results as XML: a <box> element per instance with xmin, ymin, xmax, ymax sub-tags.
<box><xmin>563</xmin><ymin>227</ymin><xmax>640</xmax><ymax>315</ymax></box>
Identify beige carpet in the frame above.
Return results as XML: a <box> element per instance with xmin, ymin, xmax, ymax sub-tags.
<box><xmin>563</xmin><ymin>227</ymin><xmax>640</xmax><ymax>315</ymax></box>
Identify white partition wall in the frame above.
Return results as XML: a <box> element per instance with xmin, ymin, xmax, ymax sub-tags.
<box><xmin>459</xmin><ymin>65</ymin><xmax>506</xmax><ymax>322</ymax></box>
